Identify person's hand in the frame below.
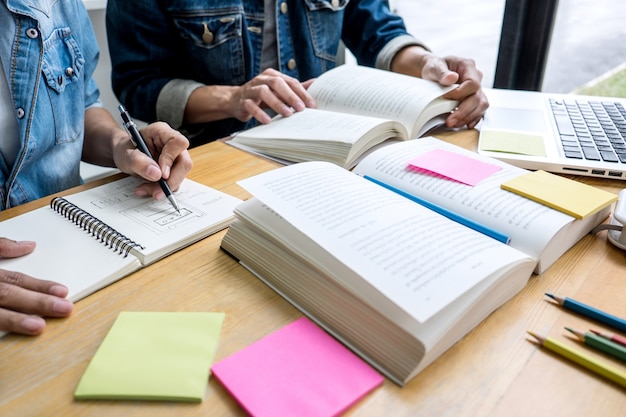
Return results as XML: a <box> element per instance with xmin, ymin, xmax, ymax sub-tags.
<box><xmin>0</xmin><ymin>238</ymin><xmax>74</xmax><ymax>335</ymax></box>
<box><xmin>113</xmin><ymin>122</ymin><xmax>193</xmax><ymax>200</ymax></box>
<box><xmin>229</xmin><ymin>68</ymin><xmax>316</xmax><ymax>124</ymax></box>
<box><xmin>391</xmin><ymin>47</ymin><xmax>489</xmax><ymax>130</ymax></box>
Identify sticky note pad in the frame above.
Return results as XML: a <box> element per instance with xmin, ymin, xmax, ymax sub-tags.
<box><xmin>480</xmin><ymin>129</ymin><xmax>547</xmax><ymax>156</ymax></box>
<box><xmin>74</xmin><ymin>311</ymin><xmax>225</xmax><ymax>402</ymax></box>
<box><xmin>408</xmin><ymin>149</ymin><xmax>501</xmax><ymax>186</ymax></box>
<box><xmin>501</xmin><ymin>170</ymin><xmax>618</xmax><ymax>219</ymax></box>
<box><xmin>211</xmin><ymin>317</ymin><xmax>384</xmax><ymax>417</ymax></box>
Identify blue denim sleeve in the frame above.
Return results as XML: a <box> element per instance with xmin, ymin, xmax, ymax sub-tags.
<box><xmin>341</xmin><ymin>0</ymin><xmax>411</xmax><ymax>67</ymax></box>
<box><xmin>77</xmin><ymin>3</ymin><xmax>102</xmax><ymax>109</ymax></box>
<box><xmin>106</xmin><ymin>0</ymin><xmax>176</xmax><ymax>124</ymax></box>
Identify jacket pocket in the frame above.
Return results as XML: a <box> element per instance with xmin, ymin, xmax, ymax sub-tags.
<box><xmin>41</xmin><ymin>27</ymin><xmax>85</xmax><ymax>144</ymax></box>
<box><xmin>169</xmin><ymin>9</ymin><xmax>246</xmax><ymax>83</ymax></box>
<box><xmin>303</xmin><ymin>0</ymin><xmax>349</xmax><ymax>62</ymax></box>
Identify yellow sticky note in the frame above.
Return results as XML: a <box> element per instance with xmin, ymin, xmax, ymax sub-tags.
<box><xmin>74</xmin><ymin>311</ymin><xmax>225</xmax><ymax>402</ymax></box>
<box><xmin>501</xmin><ymin>170</ymin><xmax>618</xmax><ymax>219</ymax></box>
<box><xmin>480</xmin><ymin>130</ymin><xmax>547</xmax><ymax>157</ymax></box>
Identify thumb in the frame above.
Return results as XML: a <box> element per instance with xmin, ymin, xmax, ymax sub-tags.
<box><xmin>0</xmin><ymin>238</ymin><xmax>36</xmax><ymax>258</ymax></box>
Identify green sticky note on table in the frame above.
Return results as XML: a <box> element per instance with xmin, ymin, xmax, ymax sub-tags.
<box><xmin>480</xmin><ymin>130</ymin><xmax>547</xmax><ymax>156</ymax></box>
<box><xmin>501</xmin><ymin>170</ymin><xmax>618</xmax><ymax>219</ymax></box>
<box><xmin>74</xmin><ymin>311</ymin><xmax>225</xmax><ymax>402</ymax></box>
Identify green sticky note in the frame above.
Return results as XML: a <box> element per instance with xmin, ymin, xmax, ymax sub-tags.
<box><xmin>480</xmin><ymin>129</ymin><xmax>547</xmax><ymax>156</ymax></box>
<box><xmin>74</xmin><ymin>311</ymin><xmax>225</xmax><ymax>402</ymax></box>
<box><xmin>501</xmin><ymin>170</ymin><xmax>618</xmax><ymax>219</ymax></box>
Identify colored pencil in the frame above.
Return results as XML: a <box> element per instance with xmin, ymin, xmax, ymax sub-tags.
<box><xmin>527</xmin><ymin>331</ymin><xmax>626</xmax><ymax>389</ymax></box>
<box><xmin>565</xmin><ymin>327</ymin><xmax>626</xmax><ymax>362</ymax></box>
<box><xmin>545</xmin><ymin>293</ymin><xmax>626</xmax><ymax>333</ymax></box>
<box><xmin>590</xmin><ymin>329</ymin><xmax>626</xmax><ymax>348</ymax></box>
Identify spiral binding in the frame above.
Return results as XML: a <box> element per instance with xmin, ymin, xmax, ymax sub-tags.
<box><xmin>50</xmin><ymin>197</ymin><xmax>145</xmax><ymax>257</ymax></box>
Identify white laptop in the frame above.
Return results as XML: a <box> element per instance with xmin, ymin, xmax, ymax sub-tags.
<box><xmin>478</xmin><ymin>88</ymin><xmax>626</xmax><ymax>180</ymax></box>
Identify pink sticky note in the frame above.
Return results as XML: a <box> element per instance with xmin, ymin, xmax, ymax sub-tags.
<box><xmin>211</xmin><ymin>317</ymin><xmax>384</xmax><ymax>417</ymax></box>
<box><xmin>408</xmin><ymin>149</ymin><xmax>501</xmax><ymax>186</ymax></box>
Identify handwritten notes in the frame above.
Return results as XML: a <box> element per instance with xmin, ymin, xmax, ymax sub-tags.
<box><xmin>501</xmin><ymin>170</ymin><xmax>618</xmax><ymax>219</ymax></box>
<box><xmin>408</xmin><ymin>149</ymin><xmax>501</xmax><ymax>186</ymax></box>
<box><xmin>211</xmin><ymin>317</ymin><xmax>383</xmax><ymax>417</ymax></box>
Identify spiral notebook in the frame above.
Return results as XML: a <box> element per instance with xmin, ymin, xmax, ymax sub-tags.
<box><xmin>0</xmin><ymin>176</ymin><xmax>242</xmax><ymax>303</ymax></box>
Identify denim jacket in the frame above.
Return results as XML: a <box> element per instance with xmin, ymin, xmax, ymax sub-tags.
<box><xmin>106</xmin><ymin>0</ymin><xmax>422</xmax><ymax>145</ymax></box>
<box><xmin>0</xmin><ymin>0</ymin><xmax>101</xmax><ymax>210</ymax></box>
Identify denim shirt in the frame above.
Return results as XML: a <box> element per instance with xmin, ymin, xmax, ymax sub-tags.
<box><xmin>106</xmin><ymin>0</ymin><xmax>422</xmax><ymax>145</ymax></box>
<box><xmin>0</xmin><ymin>0</ymin><xmax>101</xmax><ymax>210</ymax></box>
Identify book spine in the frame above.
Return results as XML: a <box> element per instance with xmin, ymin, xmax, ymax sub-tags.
<box><xmin>50</xmin><ymin>197</ymin><xmax>145</xmax><ymax>257</ymax></box>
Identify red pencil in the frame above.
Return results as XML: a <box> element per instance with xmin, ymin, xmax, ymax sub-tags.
<box><xmin>590</xmin><ymin>329</ymin><xmax>626</xmax><ymax>348</ymax></box>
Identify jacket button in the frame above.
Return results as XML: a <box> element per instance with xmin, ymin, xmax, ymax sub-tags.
<box><xmin>65</xmin><ymin>67</ymin><xmax>75</xmax><ymax>77</ymax></box>
<box><xmin>280</xmin><ymin>2</ymin><xmax>288</xmax><ymax>13</ymax></box>
<box><xmin>26</xmin><ymin>28</ymin><xmax>38</xmax><ymax>39</ymax></box>
<box><xmin>287</xmin><ymin>59</ymin><xmax>296</xmax><ymax>70</ymax></box>
<box><xmin>331</xmin><ymin>0</ymin><xmax>340</xmax><ymax>7</ymax></box>
<box><xmin>16</xmin><ymin>108</ymin><xmax>25</xmax><ymax>119</ymax></box>
<box><xmin>202</xmin><ymin>23</ymin><xmax>214</xmax><ymax>44</ymax></box>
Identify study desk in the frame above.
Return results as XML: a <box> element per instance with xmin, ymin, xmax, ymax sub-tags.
<box><xmin>2</xmin><ymin>129</ymin><xmax>626</xmax><ymax>417</ymax></box>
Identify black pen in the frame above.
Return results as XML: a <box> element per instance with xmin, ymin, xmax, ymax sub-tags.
<box><xmin>118</xmin><ymin>105</ymin><xmax>180</xmax><ymax>213</ymax></box>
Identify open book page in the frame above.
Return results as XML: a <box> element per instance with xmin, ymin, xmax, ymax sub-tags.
<box><xmin>307</xmin><ymin>65</ymin><xmax>458</xmax><ymax>138</ymax></box>
<box><xmin>352</xmin><ymin>138</ymin><xmax>581</xmax><ymax>268</ymax></box>
<box><xmin>231</xmin><ymin>108</ymin><xmax>407</xmax><ymax>167</ymax></box>
<box><xmin>236</xmin><ymin>161</ymin><xmax>534</xmax><ymax>326</ymax></box>
<box><xmin>0</xmin><ymin>206</ymin><xmax>142</xmax><ymax>302</ymax></box>
<box><xmin>62</xmin><ymin>176</ymin><xmax>242</xmax><ymax>264</ymax></box>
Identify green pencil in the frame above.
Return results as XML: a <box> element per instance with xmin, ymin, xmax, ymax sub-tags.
<box><xmin>565</xmin><ymin>327</ymin><xmax>626</xmax><ymax>363</ymax></box>
<box><xmin>527</xmin><ymin>331</ymin><xmax>626</xmax><ymax>389</ymax></box>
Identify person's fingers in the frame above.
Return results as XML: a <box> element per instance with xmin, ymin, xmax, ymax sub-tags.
<box><xmin>0</xmin><ymin>238</ymin><xmax>36</xmax><ymax>258</ymax></box>
<box><xmin>446</xmin><ymin>90</ymin><xmax>489</xmax><ymax>129</ymax></box>
<box><xmin>0</xmin><ymin>309</ymin><xmax>47</xmax><ymax>335</ymax></box>
<box><xmin>0</xmin><ymin>270</ymin><xmax>73</xmax><ymax>335</ymax></box>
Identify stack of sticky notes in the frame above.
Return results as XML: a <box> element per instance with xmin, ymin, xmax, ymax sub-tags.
<box><xmin>501</xmin><ymin>170</ymin><xmax>618</xmax><ymax>219</ymax></box>
<box><xmin>211</xmin><ymin>317</ymin><xmax>384</xmax><ymax>417</ymax></box>
<box><xmin>74</xmin><ymin>311</ymin><xmax>225</xmax><ymax>402</ymax></box>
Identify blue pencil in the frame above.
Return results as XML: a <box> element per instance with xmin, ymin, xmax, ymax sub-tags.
<box><xmin>363</xmin><ymin>175</ymin><xmax>511</xmax><ymax>244</ymax></box>
<box><xmin>546</xmin><ymin>293</ymin><xmax>626</xmax><ymax>333</ymax></box>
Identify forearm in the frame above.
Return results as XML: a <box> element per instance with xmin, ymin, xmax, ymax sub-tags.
<box><xmin>81</xmin><ymin>107</ymin><xmax>129</xmax><ymax>167</ymax></box>
<box><xmin>183</xmin><ymin>84</ymin><xmax>240</xmax><ymax>125</ymax></box>
<box><xmin>389</xmin><ymin>45</ymin><xmax>433</xmax><ymax>78</ymax></box>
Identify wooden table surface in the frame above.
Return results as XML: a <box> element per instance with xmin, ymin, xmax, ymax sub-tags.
<box><xmin>1</xmin><ymin>130</ymin><xmax>626</xmax><ymax>417</ymax></box>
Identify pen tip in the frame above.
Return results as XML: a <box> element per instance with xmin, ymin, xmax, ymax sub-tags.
<box><xmin>545</xmin><ymin>293</ymin><xmax>555</xmax><ymax>300</ymax></box>
<box><xmin>564</xmin><ymin>326</ymin><xmax>574</xmax><ymax>333</ymax></box>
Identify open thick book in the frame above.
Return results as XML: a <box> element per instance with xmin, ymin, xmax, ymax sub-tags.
<box><xmin>228</xmin><ymin>65</ymin><xmax>458</xmax><ymax>168</ymax></box>
<box><xmin>1</xmin><ymin>176</ymin><xmax>241</xmax><ymax>303</ymax></box>
<box><xmin>220</xmin><ymin>137</ymin><xmax>611</xmax><ymax>385</ymax></box>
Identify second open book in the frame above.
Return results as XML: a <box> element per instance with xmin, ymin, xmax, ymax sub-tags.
<box><xmin>228</xmin><ymin>65</ymin><xmax>458</xmax><ymax>168</ymax></box>
<box><xmin>221</xmin><ymin>137</ymin><xmax>612</xmax><ymax>385</ymax></box>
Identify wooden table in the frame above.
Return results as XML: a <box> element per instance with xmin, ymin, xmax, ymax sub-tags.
<box><xmin>2</xmin><ymin>130</ymin><xmax>626</xmax><ymax>417</ymax></box>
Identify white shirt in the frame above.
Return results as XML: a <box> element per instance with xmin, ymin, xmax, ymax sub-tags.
<box><xmin>0</xmin><ymin>58</ymin><xmax>20</xmax><ymax>169</ymax></box>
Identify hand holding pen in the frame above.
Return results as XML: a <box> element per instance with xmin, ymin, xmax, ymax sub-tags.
<box><xmin>118</xmin><ymin>105</ymin><xmax>183</xmax><ymax>212</ymax></box>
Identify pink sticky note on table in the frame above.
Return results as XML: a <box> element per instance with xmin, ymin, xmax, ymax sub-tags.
<box><xmin>211</xmin><ymin>317</ymin><xmax>384</xmax><ymax>417</ymax></box>
<box><xmin>408</xmin><ymin>149</ymin><xmax>501</xmax><ymax>186</ymax></box>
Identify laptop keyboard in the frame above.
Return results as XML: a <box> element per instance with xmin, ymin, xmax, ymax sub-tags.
<box><xmin>551</xmin><ymin>98</ymin><xmax>626</xmax><ymax>163</ymax></box>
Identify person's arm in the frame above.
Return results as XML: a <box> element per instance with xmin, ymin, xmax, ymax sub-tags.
<box><xmin>184</xmin><ymin>68</ymin><xmax>315</xmax><ymax>126</ymax></box>
<box><xmin>106</xmin><ymin>2</ymin><xmax>314</xmax><ymax>130</ymax></box>
<box><xmin>0</xmin><ymin>239</ymin><xmax>73</xmax><ymax>335</ymax></box>
<box><xmin>390</xmin><ymin>47</ymin><xmax>488</xmax><ymax>130</ymax></box>
<box><xmin>341</xmin><ymin>0</ymin><xmax>488</xmax><ymax>129</ymax></box>
<box><xmin>82</xmin><ymin>107</ymin><xmax>193</xmax><ymax>200</ymax></box>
